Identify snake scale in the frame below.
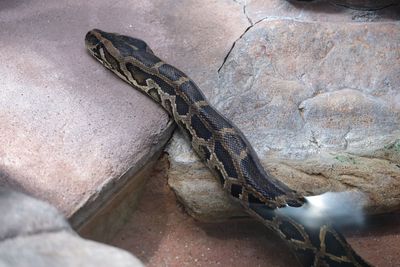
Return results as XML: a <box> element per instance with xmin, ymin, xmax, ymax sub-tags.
<box><xmin>85</xmin><ymin>29</ymin><xmax>372</xmax><ymax>267</ymax></box>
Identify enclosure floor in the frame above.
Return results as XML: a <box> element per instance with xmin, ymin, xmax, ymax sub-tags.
<box><xmin>110</xmin><ymin>156</ymin><xmax>400</xmax><ymax>267</ymax></box>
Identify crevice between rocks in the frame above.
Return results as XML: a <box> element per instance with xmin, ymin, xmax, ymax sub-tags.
<box><xmin>218</xmin><ymin>0</ymin><xmax>260</xmax><ymax>73</ymax></box>
<box><xmin>218</xmin><ymin>16</ymin><xmax>269</xmax><ymax>73</ymax></box>
<box><xmin>243</xmin><ymin>1</ymin><xmax>253</xmax><ymax>25</ymax></box>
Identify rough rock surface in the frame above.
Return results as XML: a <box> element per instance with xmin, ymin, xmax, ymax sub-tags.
<box><xmin>167</xmin><ymin>18</ymin><xmax>400</xmax><ymax>219</ymax></box>
<box><xmin>0</xmin><ymin>189</ymin><xmax>143</xmax><ymax>267</ymax></box>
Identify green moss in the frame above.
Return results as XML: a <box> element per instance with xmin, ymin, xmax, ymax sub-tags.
<box><xmin>334</xmin><ymin>155</ymin><xmax>357</xmax><ymax>164</ymax></box>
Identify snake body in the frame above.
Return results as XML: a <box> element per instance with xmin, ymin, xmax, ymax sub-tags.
<box><xmin>85</xmin><ymin>29</ymin><xmax>371</xmax><ymax>267</ymax></box>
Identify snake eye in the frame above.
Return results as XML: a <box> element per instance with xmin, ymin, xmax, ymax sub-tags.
<box><xmin>85</xmin><ymin>31</ymin><xmax>101</xmax><ymax>48</ymax></box>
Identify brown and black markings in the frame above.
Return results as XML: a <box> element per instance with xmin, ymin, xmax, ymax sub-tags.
<box><xmin>85</xmin><ymin>29</ymin><xmax>372</xmax><ymax>267</ymax></box>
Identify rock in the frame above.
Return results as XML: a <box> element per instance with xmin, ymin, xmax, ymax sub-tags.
<box><xmin>0</xmin><ymin>189</ymin><xmax>143</xmax><ymax>267</ymax></box>
<box><xmin>0</xmin><ymin>188</ymin><xmax>72</xmax><ymax>241</ymax></box>
<box><xmin>0</xmin><ymin>231</ymin><xmax>144</xmax><ymax>267</ymax></box>
<box><xmin>167</xmin><ymin>19</ymin><xmax>400</xmax><ymax>221</ymax></box>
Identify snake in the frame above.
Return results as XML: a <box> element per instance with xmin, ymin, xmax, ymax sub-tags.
<box><xmin>85</xmin><ymin>29</ymin><xmax>372</xmax><ymax>267</ymax></box>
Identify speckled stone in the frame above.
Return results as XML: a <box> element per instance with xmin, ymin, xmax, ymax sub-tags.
<box><xmin>167</xmin><ymin>19</ymin><xmax>400</xmax><ymax>220</ymax></box>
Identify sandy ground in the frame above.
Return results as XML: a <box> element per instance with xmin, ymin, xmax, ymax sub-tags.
<box><xmin>110</xmin><ymin>155</ymin><xmax>400</xmax><ymax>267</ymax></box>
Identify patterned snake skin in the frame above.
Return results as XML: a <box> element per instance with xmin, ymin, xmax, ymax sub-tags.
<box><xmin>85</xmin><ymin>29</ymin><xmax>372</xmax><ymax>267</ymax></box>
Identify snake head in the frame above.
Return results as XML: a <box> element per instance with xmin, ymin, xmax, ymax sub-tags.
<box><xmin>85</xmin><ymin>29</ymin><xmax>154</xmax><ymax>71</ymax></box>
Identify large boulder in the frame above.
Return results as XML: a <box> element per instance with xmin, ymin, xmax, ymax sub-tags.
<box><xmin>167</xmin><ymin>19</ymin><xmax>400</xmax><ymax>221</ymax></box>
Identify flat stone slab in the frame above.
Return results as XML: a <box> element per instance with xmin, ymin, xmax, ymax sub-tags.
<box><xmin>0</xmin><ymin>1</ymin><xmax>175</xmax><ymax>227</ymax></box>
<box><xmin>167</xmin><ymin>19</ymin><xmax>400</xmax><ymax>220</ymax></box>
<box><xmin>0</xmin><ymin>188</ymin><xmax>143</xmax><ymax>267</ymax></box>
<box><xmin>0</xmin><ymin>0</ymin><xmax>247</xmax><ymax>230</ymax></box>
